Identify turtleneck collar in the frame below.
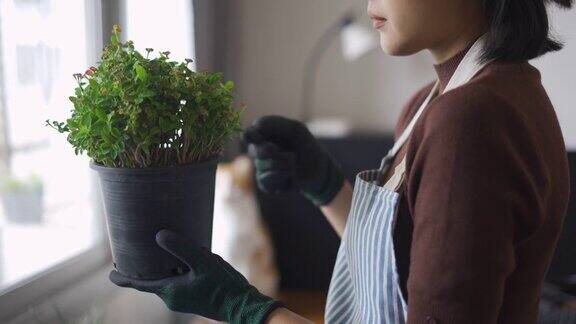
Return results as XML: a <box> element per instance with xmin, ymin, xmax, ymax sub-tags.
<box><xmin>433</xmin><ymin>45</ymin><xmax>472</xmax><ymax>93</ymax></box>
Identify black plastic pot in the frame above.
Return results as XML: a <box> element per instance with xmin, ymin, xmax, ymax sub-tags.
<box><xmin>91</xmin><ymin>156</ymin><xmax>220</xmax><ymax>279</ymax></box>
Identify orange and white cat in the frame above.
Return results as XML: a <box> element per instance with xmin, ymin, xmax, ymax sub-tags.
<box><xmin>212</xmin><ymin>155</ymin><xmax>280</xmax><ymax>297</ymax></box>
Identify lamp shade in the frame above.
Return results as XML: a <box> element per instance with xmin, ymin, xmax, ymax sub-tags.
<box><xmin>340</xmin><ymin>22</ymin><xmax>378</xmax><ymax>62</ymax></box>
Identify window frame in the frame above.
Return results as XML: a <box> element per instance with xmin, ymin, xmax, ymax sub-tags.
<box><xmin>0</xmin><ymin>0</ymin><xmax>120</xmax><ymax>320</ymax></box>
<box><xmin>0</xmin><ymin>241</ymin><xmax>111</xmax><ymax>322</ymax></box>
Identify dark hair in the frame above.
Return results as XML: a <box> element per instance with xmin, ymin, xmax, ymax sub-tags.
<box><xmin>481</xmin><ymin>0</ymin><xmax>574</xmax><ymax>62</ymax></box>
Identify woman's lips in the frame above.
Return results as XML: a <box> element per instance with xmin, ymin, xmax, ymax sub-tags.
<box><xmin>369</xmin><ymin>15</ymin><xmax>387</xmax><ymax>29</ymax></box>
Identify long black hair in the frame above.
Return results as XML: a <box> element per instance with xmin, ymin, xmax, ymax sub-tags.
<box><xmin>481</xmin><ymin>0</ymin><xmax>574</xmax><ymax>62</ymax></box>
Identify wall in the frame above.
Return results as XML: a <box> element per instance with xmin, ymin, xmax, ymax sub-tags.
<box><xmin>533</xmin><ymin>6</ymin><xmax>576</xmax><ymax>149</ymax></box>
<box><xmin>218</xmin><ymin>1</ymin><xmax>576</xmax><ymax>147</ymax></box>
<box><xmin>220</xmin><ymin>0</ymin><xmax>433</xmax><ymax>134</ymax></box>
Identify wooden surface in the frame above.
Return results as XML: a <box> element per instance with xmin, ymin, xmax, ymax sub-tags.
<box><xmin>278</xmin><ymin>290</ymin><xmax>327</xmax><ymax>324</ymax></box>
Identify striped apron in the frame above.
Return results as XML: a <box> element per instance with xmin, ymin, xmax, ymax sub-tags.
<box><xmin>324</xmin><ymin>35</ymin><xmax>491</xmax><ymax>324</ymax></box>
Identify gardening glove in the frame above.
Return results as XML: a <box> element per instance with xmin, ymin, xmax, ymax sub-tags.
<box><xmin>109</xmin><ymin>229</ymin><xmax>284</xmax><ymax>324</ymax></box>
<box><xmin>243</xmin><ymin>115</ymin><xmax>345</xmax><ymax>206</ymax></box>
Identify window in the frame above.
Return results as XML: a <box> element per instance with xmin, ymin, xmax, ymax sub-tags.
<box><xmin>124</xmin><ymin>0</ymin><xmax>196</xmax><ymax>69</ymax></box>
<box><xmin>0</xmin><ymin>0</ymin><xmax>105</xmax><ymax>291</ymax></box>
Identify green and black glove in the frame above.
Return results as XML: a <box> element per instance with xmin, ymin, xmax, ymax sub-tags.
<box><xmin>243</xmin><ymin>115</ymin><xmax>345</xmax><ymax>206</ymax></box>
<box><xmin>109</xmin><ymin>230</ymin><xmax>284</xmax><ymax>324</ymax></box>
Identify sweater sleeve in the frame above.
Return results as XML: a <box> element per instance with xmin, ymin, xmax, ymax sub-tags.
<box><xmin>404</xmin><ymin>86</ymin><xmax>546</xmax><ymax>323</ymax></box>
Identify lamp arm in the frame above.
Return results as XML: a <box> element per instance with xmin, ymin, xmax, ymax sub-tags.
<box><xmin>299</xmin><ymin>19</ymin><xmax>348</xmax><ymax>122</ymax></box>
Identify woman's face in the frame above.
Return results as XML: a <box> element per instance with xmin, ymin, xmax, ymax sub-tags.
<box><xmin>367</xmin><ymin>0</ymin><xmax>484</xmax><ymax>57</ymax></box>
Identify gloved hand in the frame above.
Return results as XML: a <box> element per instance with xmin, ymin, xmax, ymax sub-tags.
<box><xmin>243</xmin><ymin>115</ymin><xmax>345</xmax><ymax>206</ymax></box>
<box><xmin>109</xmin><ymin>230</ymin><xmax>284</xmax><ymax>324</ymax></box>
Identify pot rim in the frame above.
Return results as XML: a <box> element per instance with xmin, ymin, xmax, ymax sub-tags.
<box><xmin>89</xmin><ymin>154</ymin><xmax>222</xmax><ymax>174</ymax></box>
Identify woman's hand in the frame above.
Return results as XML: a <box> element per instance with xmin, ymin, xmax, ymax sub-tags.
<box><xmin>243</xmin><ymin>115</ymin><xmax>345</xmax><ymax>206</ymax></box>
<box><xmin>109</xmin><ymin>230</ymin><xmax>284</xmax><ymax>323</ymax></box>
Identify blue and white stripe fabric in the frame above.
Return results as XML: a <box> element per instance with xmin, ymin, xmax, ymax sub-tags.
<box><xmin>325</xmin><ymin>169</ymin><xmax>407</xmax><ymax>324</ymax></box>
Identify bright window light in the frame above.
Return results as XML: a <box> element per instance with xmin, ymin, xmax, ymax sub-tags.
<box><xmin>0</xmin><ymin>0</ymin><xmax>104</xmax><ymax>291</ymax></box>
<box><xmin>124</xmin><ymin>0</ymin><xmax>196</xmax><ymax>70</ymax></box>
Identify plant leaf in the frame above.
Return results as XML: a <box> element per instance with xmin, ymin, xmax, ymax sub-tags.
<box><xmin>134</xmin><ymin>63</ymin><xmax>148</xmax><ymax>82</ymax></box>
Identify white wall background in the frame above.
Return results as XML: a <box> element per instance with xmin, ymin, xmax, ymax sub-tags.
<box><xmin>222</xmin><ymin>0</ymin><xmax>576</xmax><ymax>148</ymax></box>
<box><xmin>223</xmin><ymin>0</ymin><xmax>434</xmax><ymax>134</ymax></box>
<box><xmin>533</xmin><ymin>6</ymin><xmax>576</xmax><ymax>149</ymax></box>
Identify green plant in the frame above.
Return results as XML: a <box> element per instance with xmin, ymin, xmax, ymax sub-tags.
<box><xmin>47</xmin><ymin>25</ymin><xmax>242</xmax><ymax>168</ymax></box>
<box><xmin>0</xmin><ymin>174</ymin><xmax>43</xmax><ymax>193</ymax></box>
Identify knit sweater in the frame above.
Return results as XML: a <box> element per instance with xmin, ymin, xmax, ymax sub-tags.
<box><xmin>384</xmin><ymin>48</ymin><xmax>571</xmax><ymax>323</ymax></box>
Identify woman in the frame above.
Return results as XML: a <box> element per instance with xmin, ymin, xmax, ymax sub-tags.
<box><xmin>110</xmin><ymin>0</ymin><xmax>574</xmax><ymax>323</ymax></box>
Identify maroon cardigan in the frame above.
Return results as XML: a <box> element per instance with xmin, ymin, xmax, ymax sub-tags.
<box><xmin>383</xmin><ymin>50</ymin><xmax>571</xmax><ymax>323</ymax></box>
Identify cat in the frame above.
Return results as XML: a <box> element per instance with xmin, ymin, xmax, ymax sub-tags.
<box><xmin>211</xmin><ymin>155</ymin><xmax>280</xmax><ymax>297</ymax></box>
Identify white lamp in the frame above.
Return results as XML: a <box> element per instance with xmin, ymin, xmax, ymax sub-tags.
<box><xmin>300</xmin><ymin>13</ymin><xmax>378</xmax><ymax>122</ymax></box>
<box><xmin>340</xmin><ymin>17</ymin><xmax>378</xmax><ymax>62</ymax></box>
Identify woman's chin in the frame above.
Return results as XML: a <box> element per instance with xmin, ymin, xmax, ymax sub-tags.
<box><xmin>379</xmin><ymin>34</ymin><xmax>418</xmax><ymax>57</ymax></box>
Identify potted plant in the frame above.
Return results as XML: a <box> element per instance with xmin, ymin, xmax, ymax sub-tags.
<box><xmin>47</xmin><ymin>25</ymin><xmax>242</xmax><ymax>279</ymax></box>
<box><xmin>0</xmin><ymin>174</ymin><xmax>44</xmax><ymax>224</ymax></box>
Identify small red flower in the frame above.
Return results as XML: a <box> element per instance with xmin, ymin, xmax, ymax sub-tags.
<box><xmin>84</xmin><ymin>69</ymin><xmax>94</xmax><ymax>76</ymax></box>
